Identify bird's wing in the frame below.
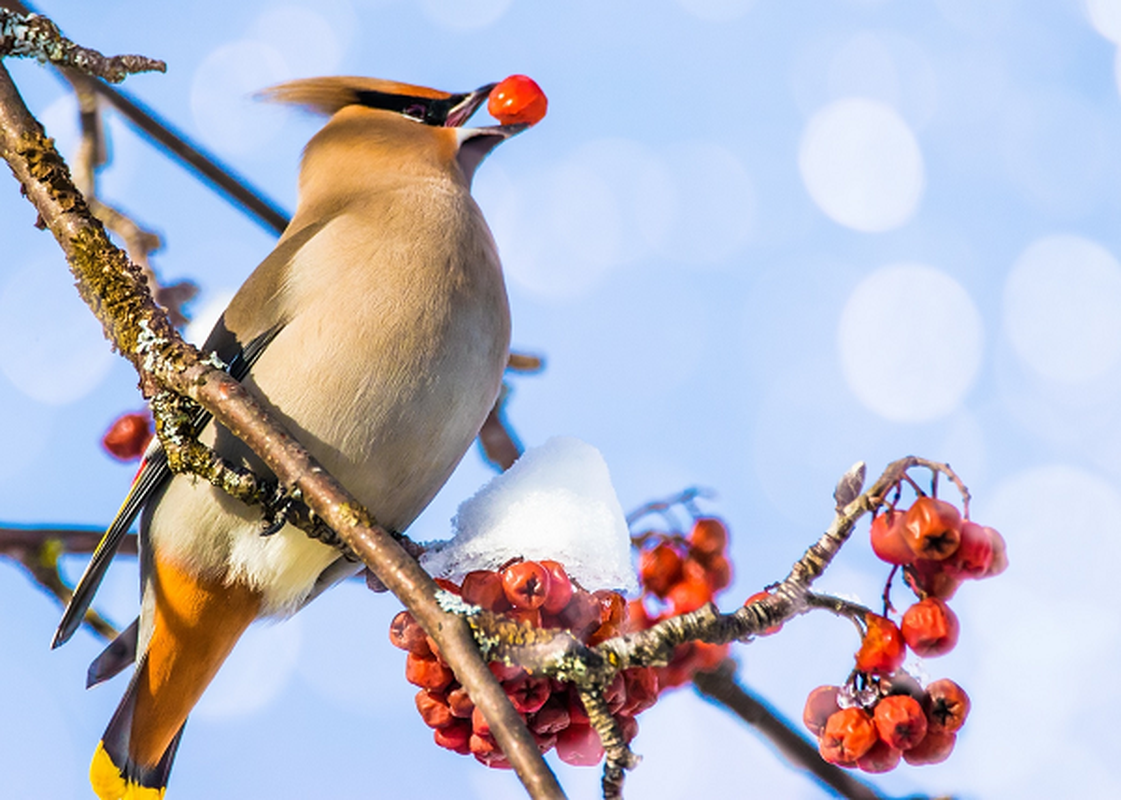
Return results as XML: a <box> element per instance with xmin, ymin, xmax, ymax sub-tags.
<box><xmin>51</xmin><ymin>326</ymin><xmax>282</xmax><ymax>649</ymax></box>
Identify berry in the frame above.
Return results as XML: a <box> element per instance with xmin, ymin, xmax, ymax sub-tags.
<box><xmin>983</xmin><ymin>526</ymin><xmax>1009</xmax><ymax>578</ymax></box>
<box><xmin>702</xmin><ymin>553</ymin><xmax>733</xmax><ymax>591</ymax></box>
<box><xmin>952</xmin><ymin>521</ymin><xmax>994</xmax><ymax>578</ymax></box>
<box><xmin>504</xmin><ymin>674</ymin><xmax>551</xmax><ymax>715</ymax></box>
<box><xmin>530</xmin><ymin>698</ymin><xmax>571</xmax><ymax>735</ymax></box>
<box><xmin>904</xmin><ymin>497</ymin><xmax>962</xmax><ymax>561</ymax></box>
<box><xmin>744</xmin><ymin>590</ymin><xmax>783</xmax><ymax>635</ymax></box>
<box><xmin>389</xmin><ymin>610</ymin><xmax>432</xmax><ymax>656</ymax></box>
<box><xmin>870</xmin><ymin>508</ymin><xmax>916</xmax><ymax>565</ymax></box>
<box><xmin>556</xmin><ymin>724</ymin><xmax>604</xmax><ymax>766</ymax></box>
<box><xmin>902</xmin><ymin>729</ymin><xmax>956</xmax><ymax>765</ymax></box>
<box><xmin>461</xmin><ymin>570</ymin><xmax>509</xmax><ymax>611</ymax></box>
<box><xmin>872</xmin><ymin>694</ymin><xmax>927</xmax><ymax>751</ymax></box>
<box><xmin>855</xmin><ymin>615</ymin><xmax>906</xmax><ymax>675</ymax></box>
<box><xmin>924</xmin><ymin>679</ymin><xmax>970</xmax><ymax>734</ymax></box>
<box><xmin>620</xmin><ymin>667</ymin><xmax>659</xmax><ymax>716</ymax></box>
<box><xmin>405</xmin><ymin>652</ymin><xmax>454</xmax><ymax>691</ymax></box>
<box><xmin>857</xmin><ymin>739</ymin><xmax>902</xmax><ymax>773</ymax></box>
<box><xmin>689</xmin><ymin>517</ymin><xmax>728</xmax><ymax>557</ymax></box>
<box><xmin>803</xmin><ymin>685</ymin><xmax>841</xmax><ymax>737</ymax></box>
<box><xmin>901</xmin><ymin>598</ymin><xmax>960</xmax><ymax>657</ymax></box>
<box><xmin>539</xmin><ymin>560</ymin><xmax>574</xmax><ymax>613</ymax></box>
<box><xmin>905</xmin><ymin>558</ymin><xmax>962</xmax><ymax>601</ymax></box>
<box><xmin>502</xmin><ymin>561</ymin><xmax>551</xmax><ymax>610</ymax></box>
<box><xmin>447</xmin><ymin>685</ymin><xmax>475</xmax><ymax>719</ymax></box>
<box><xmin>819</xmin><ymin>707</ymin><xmax>878</xmax><ymax>766</ymax></box>
<box><xmin>666</xmin><ymin>572</ymin><xmax>712</xmax><ymax>615</ymax></box>
<box><xmin>639</xmin><ymin>543</ymin><xmax>684</xmax><ymax>598</ymax></box>
<box><xmin>488</xmin><ymin>75</ymin><xmax>548</xmax><ymax>126</ymax></box>
<box><xmin>433</xmin><ymin>720</ymin><xmax>471</xmax><ymax>754</ymax></box>
<box><xmin>102</xmin><ymin>412</ymin><xmax>152</xmax><ymax>462</ymax></box>
<box><xmin>415</xmin><ymin>690</ymin><xmax>454</xmax><ymax>729</ymax></box>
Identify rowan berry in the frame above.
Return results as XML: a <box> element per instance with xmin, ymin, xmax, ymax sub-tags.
<box><xmin>556</xmin><ymin>724</ymin><xmax>604</xmax><ymax>766</ymax></box>
<box><xmin>924</xmin><ymin>679</ymin><xmax>970</xmax><ymax>734</ymax></box>
<box><xmin>870</xmin><ymin>508</ymin><xmax>916</xmax><ymax>565</ymax></box>
<box><xmin>389</xmin><ymin>610</ymin><xmax>432</xmax><ymax>656</ymax></box>
<box><xmin>819</xmin><ymin>707</ymin><xmax>878</xmax><ymax>766</ymax></box>
<box><xmin>689</xmin><ymin>517</ymin><xmax>728</xmax><ymax>557</ymax></box>
<box><xmin>488</xmin><ymin>75</ymin><xmax>548</xmax><ymax>126</ymax></box>
<box><xmin>901</xmin><ymin>598</ymin><xmax>959</xmax><ymax>657</ymax></box>
<box><xmin>904</xmin><ymin>497</ymin><xmax>962</xmax><ymax>561</ymax></box>
<box><xmin>558</xmin><ymin>589</ymin><xmax>600</xmax><ymax>640</ymax></box>
<box><xmin>415</xmin><ymin>689</ymin><xmax>454</xmax><ymax>729</ymax></box>
<box><xmin>504</xmin><ymin>674</ymin><xmax>551</xmax><ymax>715</ymax></box>
<box><xmin>984</xmin><ymin>526</ymin><xmax>1009</xmax><ymax>578</ymax></box>
<box><xmin>620</xmin><ymin>667</ymin><xmax>659</xmax><ymax>716</ymax></box>
<box><xmin>539</xmin><ymin>560</ymin><xmax>574</xmax><ymax>613</ymax></box>
<box><xmin>502</xmin><ymin>561</ymin><xmax>551</xmax><ymax>609</ymax></box>
<box><xmin>872</xmin><ymin>694</ymin><xmax>927</xmax><ymax>751</ymax></box>
<box><xmin>405</xmin><ymin>652</ymin><xmax>454</xmax><ymax>691</ymax></box>
<box><xmin>857</xmin><ymin>739</ymin><xmax>902</xmax><ymax>773</ymax></box>
<box><xmin>102</xmin><ymin>412</ymin><xmax>152</xmax><ymax>462</ymax></box>
<box><xmin>433</xmin><ymin>719</ymin><xmax>471</xmax><ymax>754</ymax></box>
<box><xmin>802</xmin><ymin>685</ymin><xmax>841</xmax><ymax>737</ymax></box>
<box><xmin>530</xmin><ymin>698</ymin><xmax>571</xmax><ymax>735</ymax></box>
<box><xmin>951</xmin><ymin>521</ymin><xmax>994</xmax><ymax>578</ymax></box>
<box><xmin>905</xmin><ymin>558</ymin><xmax>962</xmax><ymax>601</ymax></box>
<box><xmin>902</xmin><ymin>729</ymin><xmax>956</xmax><ymax>765</ymax></box>
<box><xmin>461</xmin><ymin>570</ymin><xmax>508</xmax><ymax>611</ymax></box>
<box><xmin>639</xmin><ymin>543</ymin><xmax>685</xmax><ymax>598</ymax></box>
<box><xmin>744</xmin><ymin>590</ymin><xmax>783</xmax><ymax>635</ymax></box>
<box><xmin>666</xmin><ymin>573</ymin><xmax>712</xmax><ymax>615</ymax></box>
<box><xmin>702</xmin><ymin>553</ymin><xmax>733</xmax><ymax>591</ymax></box>
<box><xmin>447</xmin><ymin>685</ymin><xmax>475</xmax><ymax>718</ymax></box>
<box><xmin>855</xmin><ymin>615</ymin><xmax>906</xmax><ymax>675</ymax></box>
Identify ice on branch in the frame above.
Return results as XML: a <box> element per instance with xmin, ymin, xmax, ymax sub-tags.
<box><xmin>422</xmin><ymin>437</ymin><xmax>639</xmax><ymax>594</ymax></box>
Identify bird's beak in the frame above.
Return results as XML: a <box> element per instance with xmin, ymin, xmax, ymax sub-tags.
<box><xmin>444</xmin><ymin>82</ymin><xmax>498</xmax><ymax>127</ymax></box>
<box><xmin>455</xmin><ymin>122</ymin><xmax>530</xmax><ymax>184</ymax></box>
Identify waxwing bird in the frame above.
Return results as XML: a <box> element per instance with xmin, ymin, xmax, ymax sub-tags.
<box><xmin>61</xmin><ymin>76</ymin><xmax>527</xmax><ymax>800</ymax></box>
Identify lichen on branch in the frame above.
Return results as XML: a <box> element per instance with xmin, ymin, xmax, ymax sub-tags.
<box><xmin>0</xmin><ymin>9</ymin><xmax>165</xmax><ymax>81</ymax></box>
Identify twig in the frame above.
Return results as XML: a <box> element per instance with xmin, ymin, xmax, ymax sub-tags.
<box><xmin>0</xmin><ymin>8</ymin><xmax>164</xmax><ymax>81</ymax></box>
<box><xmin>0</xmin><ymin>526</ymin><xmax>123</xmax><ymax>640</ymax></box>
<box><xmin>0</xmin><ymin>52</ymin><xmax>563</xmax><ymax>800</ymax></box>
<box><xmin>692</xmin><ymin>661</ymin><xmax>896</xmax><ymax>800</ymax></box>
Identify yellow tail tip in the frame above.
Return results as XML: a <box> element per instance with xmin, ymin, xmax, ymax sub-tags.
<box><xmin>90</xmin><ymin>741</ymin><xmax>166</xmax><ymax>800</ymax></box>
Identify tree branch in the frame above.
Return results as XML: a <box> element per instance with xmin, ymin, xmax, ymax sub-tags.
<box><xmin>0</xmin><ymin>54</ymin><xmax>563</xmax><ymax>800</ymax></box>
<box><xmin>692</xmin><ymin>661</ymin><xmax>899</xmax><ymax>800</ymax></box>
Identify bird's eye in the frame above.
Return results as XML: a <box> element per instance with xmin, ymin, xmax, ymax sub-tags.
<box><xmin>403</xmin><ymin>103</ymin><xmax>427</xmax><ymax>121</ymax></box>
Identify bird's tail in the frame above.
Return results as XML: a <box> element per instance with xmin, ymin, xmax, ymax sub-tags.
<box><xmin>89</xmin><ymin>668</ymin><xmax>185</xmax><ymax>800</ymax></box>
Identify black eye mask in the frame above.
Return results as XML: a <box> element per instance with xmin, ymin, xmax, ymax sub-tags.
<box><xmin>353</xmin><ymin>89</ymin><xmax>468</xmax><ymax>126</ymax></box>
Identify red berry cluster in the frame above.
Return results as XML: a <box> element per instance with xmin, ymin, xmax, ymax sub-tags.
<box><xmin>630</xmin><ymin>517</ymin><xmax>733</xmax><ymax>689</ymax></box>
<box><xmin>804</xmin><ymin>675</ymin><xmax>970</xmax><ymax>771</ymax></box>
<box><xmin>390</xmin><ymin>560</ymin><xmax>659</xmax><ymax>769</ymax></box>
<box><xmin>870</xmin><ymin>496</ymin><xmax>1008</xmax><ymax>598</ymax></box>
<box><xmin>801</xmin><ymin>490</ymin><xmax>1006</xmax><ymax>772</ymax></box>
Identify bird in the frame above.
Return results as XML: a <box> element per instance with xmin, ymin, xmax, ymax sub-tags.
<box><xmin>56</xmin><ymin>76</ymin><xmax>528</xmax><ymax>800</ymax></box>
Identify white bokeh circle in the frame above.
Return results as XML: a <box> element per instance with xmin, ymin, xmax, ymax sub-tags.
<box><xmin>1004</xmin><ymin>235</ymin><xmax>1121</xmax><ymax>384</ymax></box>
<box><xmin>674</xmin><ymin>0</ymin><xmax>755</xmax><ymax>22</ymax></box>
<box><xmin>1086</xmin><ymin>0</ymin><xmax>1121</xmax><ymax>42</ymax></box>
<box><xmin>0</xmin><ymin>263</ymin><xmax>115</xmax><ymax>405</ymax></box>
<box><xmin>799</xmin><ymin>97</ymin><xmax>925</xmax><ymax>232</ymax></box>
<box><xmin>839</xmin><ymin>264</ymin><xmax>983</xmax><ymax>422</ymax></box>
<box><xmin>191</xmin><ymin>40</ymin><xmax>290</xmax><ymax>157</ymax></box>
<box><xmin>420</xmin><ymin>0</ymin><xmax>513</xmax><ymax>29</ymax></box>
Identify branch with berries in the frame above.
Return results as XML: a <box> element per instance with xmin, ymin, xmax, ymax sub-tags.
<box><xmin>390</xmin><ymin>457</ymin><xmax>1002</xmax><ymax>798</ymax></box>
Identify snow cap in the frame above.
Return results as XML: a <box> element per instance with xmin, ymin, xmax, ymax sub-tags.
<box><xmin>422</xmin><ymin>436</ymin><xmax>639</xmax><ymax>594</ymax></box>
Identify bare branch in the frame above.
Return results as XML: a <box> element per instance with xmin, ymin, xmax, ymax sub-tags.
<box><xmin>692</xmin><ymin>662</ymin><xmax>897</xmax><ymax>800</ymax></box>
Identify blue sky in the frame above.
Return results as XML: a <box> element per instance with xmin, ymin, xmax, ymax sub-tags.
<box><xmin>2</xmin><ymin>0</ymin><xmax>1121</xmax><ymax>797</ymax></box>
